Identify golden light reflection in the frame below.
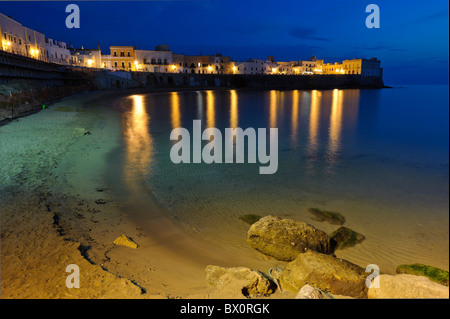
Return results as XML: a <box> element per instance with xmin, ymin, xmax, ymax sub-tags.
<box><xmin>308</xmin><ymin>90</ymin><xmax>321</xmax><ymax>156</ymax></box>
<box><xmin>230</xmin><ymin>90</ymin><xmax>238</xmax><ymax>129</ymax></box>
<box><xmin>270</xmin><ymin>90</ymin><xmax>277</xmax><ymax>128</ymax></box>
<box><xmin>206</xmin><ymin>90</ymin><xmax>215</xmax><ymax>128</ymax></box>
<box><xmin>124</xmin><ymin>95</ymin><xmax>153</xmax><ymax>186</ymax></box>
<box><xmin>291</xmin><ymin>90</ymin><xmax>300</xmax><ymax>143</ymax></box>
<box><xmin>171</xmin><ymin>92</ymin><xmax>181</xmax><ymax>129</ymax></box>
<box><xmin>326</xmin><ymin>89</ymin><xmax>344</xmax><ymax>169</ymax></box>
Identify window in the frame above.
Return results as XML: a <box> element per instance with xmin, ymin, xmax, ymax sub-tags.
<box><xmin>127</xmin><ymin>51</ymin><xmax>131</xmax><ymax>57</ymax></box>
<box><xmin>113</xmin><ymin>51</ymin><xmax>117</xmax><ymax>57</ymax></box>
<box><xmin>121</xmin><ymin>62</ymin><xmax>125</xmax><ymax>68</ymax></box>
<box><xmin>114</xmin><ymin>62</ymin><xmax>118</xmax><ymax>67</ymax></box>
<box><xmin>164</xmin><ymin>58</ymin><xmax>168</xmax><ymax>65</ymax></box>
<box><xmin>128</xmin><ymin>62</ymin><xmax>131</xmax><ymax>68</ymax></box>
<box><xmin>120</xmin><ymin>51</ymin><xmax>125</xmax><ymax>57</ymax></box>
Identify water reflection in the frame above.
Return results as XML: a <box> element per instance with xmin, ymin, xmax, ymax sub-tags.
<box><xmin>307</xmin><ymin>90</ymin><xmax>321</xmax><ymax>164</ymax></box>
<box><xmin>206</xmin><ymin>91</ymin><xmax>215</xmax><ymax>128</ymax></box>
<box><xmin>230</xmin><ymin>90</ymin><xmax>238</xmax><ymax>129</ymax></box>
<box><xmin>123</xmin><ymin>95</ymin><xmax>153</xmax><ymax>186</ymax></box>
<box><xmin>171</xmin><ymin>92</ymin><xmax>181</xmax><ymax>129</ymax></box>
<box><xmin>270</xmin><ymin>90</ymin><xmax>277</xmax><ymax>128</ymax></box>
<box><xmin>291</xmin><ymin>90</ymin><xmax>300</xmax><ymax>143</ymax></box>
<box><xmin>326</xmin><ymin>89</ymin><xmax>344</xmax><ymax>171</ymax></box>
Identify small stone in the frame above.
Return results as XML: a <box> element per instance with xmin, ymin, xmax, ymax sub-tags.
<box><xmin>113</xmin><ymin>235</ymin><xmax>139</xmax><ymax>249</ymax></box>
<box><xmin>239</xmin><ymin>214</ymin><xmax>262</xmax><ymax>225</ymax></box>
<box><xmin>331</xmin><ymin>226</ymin><xmax>365</xmax><ymax>250</ymax></box>
<box><xmin>295</xmin><ymin>284</ymin><xmax>332</xmax><ymax>299</ymax></box>
<box><xmin>308</xmin><ymin>208</ymin><xmax>345</xmax><ymax>225</ymax></box>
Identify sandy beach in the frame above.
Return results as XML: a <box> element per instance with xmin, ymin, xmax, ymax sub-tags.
<box><xmin>0</xmin><ymin>90</ymin><xmax>295</xmax><ymax>299</ymax></box>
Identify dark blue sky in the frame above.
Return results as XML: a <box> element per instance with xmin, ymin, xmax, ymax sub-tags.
<box><xmin>1</xmin><ymin>0</ymin><xmax>448</xmax><ymax>84</ymax></box>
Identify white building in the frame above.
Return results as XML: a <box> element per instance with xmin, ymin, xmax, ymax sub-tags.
<box><xmin>0</xmin><ymin>12</ymin><xmax>45</xmax><ymax>60</ymax></box>
<box><xmin>45</xmin><ymin>38</ymin><xmax>72</xmax><ymax>64</ymax></box>
<box><xmin>71</xmin><ymin>48</ymin><xmax>102</xmax><ymax>68</ymax></box>
<box><xmin>135</xmin><ymin>49</ymin><xmax>173</xmax><ymax>72</ymax></box>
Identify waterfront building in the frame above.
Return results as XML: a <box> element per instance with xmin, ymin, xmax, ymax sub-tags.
<box><xmin>135</xmin><ymin>45</ymin><xmax>174</xmax><ymax>73</ymax></box>
<box><xmin>71</xmin><ymin>47</ymin><xmax>102</xmax><ymax>68</ymax></box>
<box><xmin>45</xmin><ymin>38</ymin><xmax>71</xmax><ymax>65</ymax></box>
<box><xmin>0</xmin><ymin>12</ymin><xmax>45</xmax><ymax>60</ymax></box>
<box><xmin>102</xmin><ymin>45</ymin><xmax>136</xmax><ymax>71</ymax></box>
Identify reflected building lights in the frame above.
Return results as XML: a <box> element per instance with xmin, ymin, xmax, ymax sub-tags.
<box><xmin>206</xmin><ymin>90</ymin><xmax>215</xmax><ymax>128</ymax></box>
<box><xmin>171</xmin><ymin>92</ymin><xmax>181</xmax><ymax>129</ymax></box>
<box><xmin>291</xmin><ymin>90</ymin><xmax>300</xmax><ymax>143</ymax></box>
<box><xmin>270</xmin><ymin>90</ymin><xmax>277</xmax><ymax>128</ymax></box>
<box><xmin>230</xmin><ymin>90</ymin><xmax>238</xmax><ymax>130</ymax></box>
<box><xmin>124</xmin><ymin>95</ymin><xmax>153</xmax><ymax>187</ymax></box>
<box><xmin>326</xmin><ymin>89</ymin><xmax>344</xmax><ymax>170</ymax></box>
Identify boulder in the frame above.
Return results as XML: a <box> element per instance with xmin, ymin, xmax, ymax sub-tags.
<box><xmin>331</xmin><ymin>226</ymin><xmax>365</xmax><ymax>250</ymax></box>
<box><xmin>368</xmin><ymin>274</ymin><xmax>449</xmax><ymax>299</ymax></box>
<box><xmin>308</xmin><ymin>208</ymin><xmax>345</xmax><ymax>225</ymax></box>
<box><xmin>113</xmin><ymin>235</ymin><xmax>139</xmax><ymax>249</ymax></box>
<box><xmin>396</xmin><ymin>264</ymin><xmax>449</xmax><ymax>286</ymax></box>
<box><xmin>205</xmin><ymin>265</ymin><xmax>276</xmax><ymax>297</ymax></box>
<box><xmin>247</xmin><ymin>215</ymin><xmax>333</xmax><ymax>261</ymax></box>
<box><xmin>280</xmin><ymin>250</ymin><xmax>368</xmax><ymax>298</ymax></box>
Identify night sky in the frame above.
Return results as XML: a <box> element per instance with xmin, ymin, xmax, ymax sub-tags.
<box><xmin>1</xmin><ymin>0</ymin><xmax>448</xmax><ymax>85</ymax></box>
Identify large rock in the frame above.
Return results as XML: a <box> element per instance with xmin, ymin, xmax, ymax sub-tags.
<box><xmin>205</xmin><ymin>265</ymin><xmax>276</xmax><ymax>297</ymax></box>
<box><xmin>280</xmin><ymin>250</ymin><xmax>368</xmax><ymax>298</ymax></box>
<box><xmin>368</xmin><ymin>274</ymin><xmax>450</xmax><ymax>299</ymax></box>
<box><xmin>247</xmin><ymin>215</ymin><xmax>333</xmax><ymax>261</ymax></box>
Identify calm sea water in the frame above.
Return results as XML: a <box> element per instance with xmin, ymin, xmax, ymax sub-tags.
<box><xmin>115</xmin><ymin>85</ymin><xmax>449</xmax><ymax>273</ymax></box>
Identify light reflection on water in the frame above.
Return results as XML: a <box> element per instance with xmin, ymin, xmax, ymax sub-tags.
<box><xmin>119</xmin><ymin>87</ymin><xmax>449</xmax><ymax>273</ymax></box>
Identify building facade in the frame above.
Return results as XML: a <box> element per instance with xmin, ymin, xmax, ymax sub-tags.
<box><xmin>1</xmin><ymin>12</ymin><xmax>46</xmax><ymax>60</ymax></box>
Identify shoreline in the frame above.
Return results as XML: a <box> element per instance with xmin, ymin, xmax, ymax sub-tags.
<box><xmin>1</xmin><ymin>88</ymin><xmax>447</xmax><ymax>299</ymax></box>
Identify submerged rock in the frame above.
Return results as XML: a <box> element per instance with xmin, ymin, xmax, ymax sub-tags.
<box><xmin>295</xmin><ymin>284</ymin><xmax>333</xmax><ymax>299</ymax></box>
<box><xmin>368</xmin><ymin>274</ymin><xmax>449</xmax><ymax>299</ymax></box>
<box><xmin>113</xmin><ymin>235</ymin><xmax>139</xmax><ymax>249</ymax></box>
<box><xmin>247</xmin><ymin>215</ymin><xmax>333</xmax><ymax>261</ymax></box>
<box><xmin>239</xmin><ymin>214</ymin><xmax>262</xmax><ymax>225</ymax></box>
<box><xmin>308</xmin><ymin>208</ymin><xmax>345</xmax><ymax>225</ymax></box>
<box><xmin>280</xmin><ymin>250</ymin><xmax>368</xmax><ymax>298</ymax></box>
<box><xmin>396</xmin><ymin>264</ymin><xmax>449</xmax><ymax>286</ymax></box>
<box><xmin>331</xmin><ymin>226</ymin><xmax>365</xmax><ymax>250</ymax></box>
<box><xmin>205</xmin><ymin>265</ymin><xmax>276</xmax><ymax>297</ymax></box>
